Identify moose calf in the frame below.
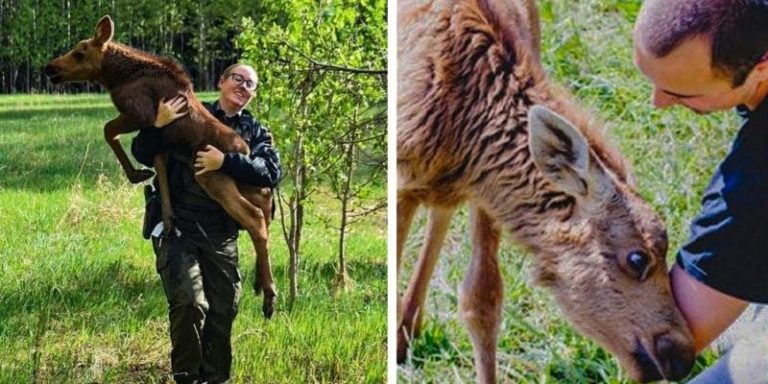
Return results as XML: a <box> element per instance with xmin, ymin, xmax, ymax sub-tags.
<box><xmin>45</xmin><ymin>16</ymin><xmax>277</xmax><ymax>318</ymax></box>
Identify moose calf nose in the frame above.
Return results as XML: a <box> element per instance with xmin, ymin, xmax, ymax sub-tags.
<box><xmin>654</xmin><ymin>333</ymin><xmax>695</xmax><ymax>381</ymax></box>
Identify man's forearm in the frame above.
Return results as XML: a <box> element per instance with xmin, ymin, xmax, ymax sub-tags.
<box><xmin>131</xmin><ymin>129</ymin><xmax>164</xmax><ymax>168</ymax></box>
<box><xmin>670</xmin><ymin>265</ymin><xmax>749</xmax><ymax>352</ymax></box>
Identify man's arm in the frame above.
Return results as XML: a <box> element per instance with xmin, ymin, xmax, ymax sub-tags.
<box><xmin>131</xmin><ymin>129</ymin><xmax>163</xmax><ymax>167</ymax></box>
<box><xmin>670</xmin><ymin>264</ymin><xmax>748</xmax><ymax>352</ymax></box>
<box><xmin>219</xmin><ymin>126</ymin><xmax>282</xmax><ymax>187</ymax></box>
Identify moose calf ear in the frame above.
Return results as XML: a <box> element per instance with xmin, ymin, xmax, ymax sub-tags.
<box><xmin>528</xmin><ymin>105</ymin><xmax>590</xmax><ymax>196</ymax></box>
<box><xmin>94</xmin><ymin>15</ymin><xmax>114</xmax><ymax>46</ymax></box>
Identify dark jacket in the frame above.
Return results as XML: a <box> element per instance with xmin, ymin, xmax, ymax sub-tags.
<box><xmin>131</xmin><ymin>100</ymin><xmax>281</xmax><ymax>235</ymax></box>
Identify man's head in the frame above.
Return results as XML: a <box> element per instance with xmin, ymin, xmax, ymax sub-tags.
<box><xmin>633</xmin><ymin>0</ymin><xmax>768</xmax><ymax>113</ymax></box>
<box><xmin>218</xmin><ymin>63</ymin><xmax>258</xmax><ymax>114</ymax></box>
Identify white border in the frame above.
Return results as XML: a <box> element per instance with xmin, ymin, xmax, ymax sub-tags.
<box><xmin>386</xmin><ymin>0</ymin><xmax>398</xmax><ymax>382</ymax></box>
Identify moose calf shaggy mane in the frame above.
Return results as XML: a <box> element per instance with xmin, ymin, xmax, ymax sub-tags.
<box><xmin>44</xmin><ymin>15</ymin><xmax>277</xmax><ymax>318</ymax></box>
<box><xmin>397</xmin><ymin>0</ymin><xmax>695</xmax><ymax>382</ymax></box>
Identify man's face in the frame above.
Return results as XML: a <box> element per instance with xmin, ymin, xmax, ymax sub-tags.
<box><xmin>634</xmin><ymin>36</ymin><xmax>757</xmax><ymax>114</ymax></box>
<box><xmin>219</xmin><ymin>65</ymin><xmax>257</xmax><ymax>110</ymax></box>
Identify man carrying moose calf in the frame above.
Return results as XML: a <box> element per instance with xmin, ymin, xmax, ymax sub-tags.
<box><xmin>132</xmin><ymin>63</ymin><xmax>281</xmax><ymax>384</ymax></box>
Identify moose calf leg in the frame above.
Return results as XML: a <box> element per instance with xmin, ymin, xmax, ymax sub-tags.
<box><xmin>226</xmin><ymin>201</ymin><xmax>275</xmax><ymax>319</ymax></box>
<box><xmin>397</xmin><ymin>192</ymin><xmax>420</xmax><ymax>274</ymax></box>
<box><xmin>241</xmin><ymin>189</ymin><xmax>277</xmax><ymax>316</ymax></box>
<box><xmin>249</xmin><ymin>216</ymin><xmax>276</xmax><ymax>319</ymax></box>
<box><xmin>251</xmin><ymin>220</ymin><xmax>273</xmax><ymax>296</ymax></box>
<box><xmin>198</xmin><ymin>174</ymin><xmax>276</xmax><ymax>319</ymax></box>
<box><xmin>460</xmin><ymin>206</ymin><xmax>503</xmax><ymax>384</ymax></box>
<box><xmin>396</xmin><ymin>193</ymin><xmax>420</xmax><ymax>363</ymax></box>
<box><xmin>104</xmin><ymin>115</ymin><xmax>153</xmax><ymax>183</ymax></box>
<box><xmin>397</xmin><ymin>206</ymin><xmax>455</xmax><ymax>363</ymax></box>
<box><xmin>153</xmin><ymin>153</ymin><xmax>175</xmax><ymax>235</ymax></box>
<box><xmin>397</xmin><ymin>194</ymin><xmax>420</xmax><ymax>319</ymax></box>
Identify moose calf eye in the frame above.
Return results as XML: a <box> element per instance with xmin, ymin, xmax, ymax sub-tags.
<box><xmin>73</xmin><ymin>52</ymin><xmax>84</xmax><ymax>60</ymax></box>
<box><xmin>627</xmin><ymin>251</ymin><xmax>651</xmax><ymax>281</ymax></box>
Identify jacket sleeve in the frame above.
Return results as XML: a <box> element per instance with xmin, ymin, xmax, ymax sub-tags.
<box><xmin>219</xmin><ymin>126</ymin><xmax>282</xmax><ymax>188</ymax></box>
<box><xmin>131</xmin><ymin>129</ymin><xmax>163</xmax><ymax>168</ymax></box>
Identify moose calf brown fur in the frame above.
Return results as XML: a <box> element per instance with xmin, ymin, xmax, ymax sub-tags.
<box><xmin>397</xmin><ymin>0</ymin><xmax>695</xmax><ymax>382</ymax></box>
<box><xmin>45</xmin><ymin>16</ymin><xmax>277</xmax><ymax>318</ymax></box>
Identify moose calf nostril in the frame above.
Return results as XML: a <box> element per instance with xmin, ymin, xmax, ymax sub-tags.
<box><xmin>654</xmin><ymin>334</ymin><xmax>694</xmax><ymax>381</ymax></box>
<box><xmin>654</xmin><ymin>334</ymin><xmax>675</xmax><ymax>355</ymax></box>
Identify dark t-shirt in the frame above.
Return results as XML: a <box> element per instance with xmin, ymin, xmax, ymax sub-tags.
<box><xmin>677</xmin><ymin>98</ymin><xmax>768</xmax><ymax>303</ymax></box>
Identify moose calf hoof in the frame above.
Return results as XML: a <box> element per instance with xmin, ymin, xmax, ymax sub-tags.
<box><xmin>396</xmin><ymin>329</ymin><xmax>409</xmax><ymax>363</ymax></box>
<box><xmin>162</xmin><ymin>222</ymin><xmax>176</xmax><ymax>238</ymax></box>
<box><xmin>128</xmin><ymin>169</ymin><xmax>155</xmax><ymax>183</ymax></box>
<box><xmin>262</xmin><ymin>291</ymin><xmax>277</xmax><ymax>319</ymax></box>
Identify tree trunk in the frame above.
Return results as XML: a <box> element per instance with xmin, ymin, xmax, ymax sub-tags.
<box><xmin>288</xmin><ymin>131</ymin><xmax>304</xmax><ymax>304</ymax></box>
<box><xmin>284</xmin><ymin>77</ymin><xmax>315</xmax><ymax>304</ymax></box>
<box><xmin>336</xmin><ymin>127</ymin><xmax>356</xmax><ymax>290</ymax></box>
<box><xmin>26</xmin><ymin>60</ymin><xmax>30</xmax><ymax>93</ymax></box>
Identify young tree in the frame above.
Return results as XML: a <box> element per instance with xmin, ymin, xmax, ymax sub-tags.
<box><xmin>328</xmin><ymin>99</ymin><xmax>386</xmax><ymax>291</ymax></box>
<box><xmin>237</xmin><ymin>0</ymin><xmax>386</xmax><ymax>302</ymax></box>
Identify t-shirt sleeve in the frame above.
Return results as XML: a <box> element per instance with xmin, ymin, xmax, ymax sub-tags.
<box><xmin>676</xmin><ymin>121</ymin><xmax>768</xmax><ymax>303</ymax></box>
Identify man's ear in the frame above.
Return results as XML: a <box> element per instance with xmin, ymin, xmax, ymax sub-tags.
<box><xmin>528</xmin><ymin>105</ymin><xmax>590</xmax><ymax>196</ymax></box>
<box><xmin>94</xmin><ymin>15</ymin><xmax>114</xmax><ymax>46</ymax></box>
<box><xmin>752</xmin><ymin>53</ymin><xmax>768</xmax><ymax>82</ymax></box>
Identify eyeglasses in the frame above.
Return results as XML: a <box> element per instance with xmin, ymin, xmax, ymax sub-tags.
<box><xmin>226</xmin><ymin>72</ymin><xmax>257</xmax><ymax>91</ymax></box>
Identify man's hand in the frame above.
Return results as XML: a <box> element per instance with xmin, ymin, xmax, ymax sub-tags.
<box><xmin>195</xmin><ymin>145</ymin><xmax>225</xmax><ymax>175</ymax></box>
<box><xmin>154</xmin><ymin>95</ymin><xmax>188</xmax><ymax>128</ymax></box>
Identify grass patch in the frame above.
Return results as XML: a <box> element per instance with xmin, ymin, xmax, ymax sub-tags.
<box><xmin>0</xmin><ymin>92</ymin><xmax>386</xmax><ymax>383</ymax></box>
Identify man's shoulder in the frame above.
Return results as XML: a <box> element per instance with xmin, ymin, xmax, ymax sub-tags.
<box><xmin>240</xmin><ymin>111</ymin><xmax>269</xmax><ymax>132</ymax></box>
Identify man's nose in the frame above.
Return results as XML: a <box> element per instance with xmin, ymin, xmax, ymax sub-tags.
<box><xmin>652</xmin><ymin>88</ymin><xmax>677</xmax><ymax>108</ymax></box>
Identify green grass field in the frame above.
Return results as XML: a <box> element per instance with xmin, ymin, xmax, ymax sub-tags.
<box><xmin>398</xmin><ymin>0</ymin><xmax>738</xmax><ymax>382</ymax></box>
<box><xmin>0</xmin><ymin>92</ymin><xmax>386</xmax><ymax>383</ymax></box>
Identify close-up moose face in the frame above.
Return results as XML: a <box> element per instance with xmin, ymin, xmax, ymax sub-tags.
<box><xmin>527</xmin><ymin>106</ymin><xmax>696</xmax><ymax>382</ymax></box>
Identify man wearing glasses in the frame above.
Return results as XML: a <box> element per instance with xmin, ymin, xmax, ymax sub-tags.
<box><xmin>131</xmin><ymin>63</ymin><xmax>281</xmax><ymax>384</ymax></box>
<box><xmin>634</xmin><ymin>0</ymin><xmax>768</xmax><ymax>382</ymax></box>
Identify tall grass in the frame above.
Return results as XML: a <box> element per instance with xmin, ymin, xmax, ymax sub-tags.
<box><xmin>0</xmin><ymin>92</ymin><xmax>386</xmax><ymax>383</ymax></box>
<box><xmin>397</xmin><ymin>0</ymin><xmax>736</xmax><ymax>382</ymax></box>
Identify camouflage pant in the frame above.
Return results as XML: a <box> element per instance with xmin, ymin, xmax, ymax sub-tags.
<box><xmin>153</xmin><ymin>230</ymin><xmax>241</xmax><ymax>384</ymax></box>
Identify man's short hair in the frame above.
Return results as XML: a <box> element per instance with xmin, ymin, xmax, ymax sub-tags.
<box><xmin>635</xmin><ymin>0</ymin><xmax>768</xmax><ymax>86</ymax></box>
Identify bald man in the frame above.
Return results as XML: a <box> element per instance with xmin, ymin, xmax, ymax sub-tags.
<box><xmin>634</xmin><ymin>1</ymin><xmax>768</xmax><ymax>382</ymax></box>
<box><xmin>132</xmin><ymin>63</ymin><xmax>281</xmax><ymax>384</ymax></box>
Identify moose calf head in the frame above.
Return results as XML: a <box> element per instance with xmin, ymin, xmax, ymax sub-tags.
<box><xmin>527</xmin><ymin>105</ymin><xmax>695</xmax><ymax>382</ymax></box>
<box><xmin>44</xmin><ymin>16</ymin><xmax>114</xmax><ymax>84</ymax></box>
